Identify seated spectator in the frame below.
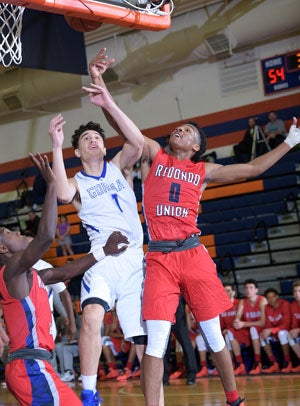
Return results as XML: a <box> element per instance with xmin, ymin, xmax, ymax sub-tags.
<box><xmin>56</xmin><ymin>214</ymin><xmax>74</xmax><ymax>257</ymax></box>
<box><xmin>260</xmin><ymin>288</ymin><xmax>291</xmax><ymax>373</ymax></box>
<box><xmin>287</xmin><ymin>280</ymin><xmax>300</xmax><ymax>372</ymax></box>
<box><xmin>233</xmin><ymin>117</ymin><xmax>268</xmax><ymax>162</ymax></box>
<box><xmin>24</xmin><ymin>209</ymin><xmax>40</xmax><ymax>237</ymax></box>
<box><xmin>231</xmin><ymin>279</ymin><xmax>267</xmax><ymax>375</ymax></box>
<box><xmin>55</xmin><ymin>309</ymin><xmax>81</xmax><ymax>382</ymax></box>
<box><xmin>264</xmin><ymin>111</ymin><xmax>287</xmax><ymax>149</ymax></box>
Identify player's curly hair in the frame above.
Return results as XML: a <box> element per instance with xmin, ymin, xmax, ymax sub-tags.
<box><xmin>187</xmin><ymin>121</ymin><xmax>207</xmax><ymax>163</ymax></box>
<box><xmin>71</xmin><ymin>121</ymin><xmax>105</xmax><ymax>149</ymax></box>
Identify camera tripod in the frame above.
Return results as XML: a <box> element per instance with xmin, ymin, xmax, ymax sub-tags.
<box><xmin>251</xmin><ymin>124</ymin><xmax>271</xmax><ymax>159</ymax></box>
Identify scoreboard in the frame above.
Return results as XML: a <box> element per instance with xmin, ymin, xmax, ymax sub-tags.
<box><xmin>261</xmin><ymin>50</ymin><xmax>300</xmax><ymax>95</ymax></box>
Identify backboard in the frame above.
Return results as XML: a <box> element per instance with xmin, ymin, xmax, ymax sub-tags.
<box><xmin>2</xmin><ymin>0</ymin><xmax>172</xmax><ymax>31</ymax></box>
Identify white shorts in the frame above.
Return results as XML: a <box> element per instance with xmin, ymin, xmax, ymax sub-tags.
<box><xmin>81</xmin><ymin>248</ymin><xmax>146</xmax><ymax>341</ymax></box>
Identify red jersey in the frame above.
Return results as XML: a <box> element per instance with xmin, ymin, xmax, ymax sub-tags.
<box><xmin>243</xmin><ymin>295</ymin><xmax>264</xmax><ymax>323</ymax></box>
<box><xmin>220</xmin><ymin>298</ymin><xmax>239</xmax><ymax>330</ymax></box>
<box><xmin>290</xmin><ymin>300</ymin><xmax>300</xmax><ymax>329</ymax></box>
<box><xmin>0</xmin><ymin>266</ymin><xmax>54</xmax><ymax>353</ymax></box>
<box><xmin>143</xmin><ymin>149</ymin><xmax>205</xmax><ymax>240</ymax></box>
<box><xmin>264</xmin><ymin>299</ymin><xmax>291</xmax><ymax>332</ymax></box>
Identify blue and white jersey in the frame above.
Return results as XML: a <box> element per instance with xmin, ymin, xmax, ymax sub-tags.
<box><xmin>75</xmin><ymin>161</ymin><xmax>143</xmax><ymax>249</ymax></box>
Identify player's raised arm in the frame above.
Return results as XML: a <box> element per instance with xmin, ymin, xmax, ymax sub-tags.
<box><xmin>1</xmin><ymin>153</ymin><xmax>57</xmax><ymax>298</ymax></box>
<box><xmin>86</xmin><ymin>48</ymin><xmax>144</xmax><ymax>170</ymax></box>
<box><xmin>205</xmin><ymin>117</ymin><xmax>300</xmax><ymax>184</ymax></box>
<box><xmin>82</xmin><ymin>83</ymin><xmax>144</xmax><ymax>170</ymax></box>
<box><xmin>48</xmin><ymin>114</ymin><xmax>77</xmax><ymax>204</ymax></box>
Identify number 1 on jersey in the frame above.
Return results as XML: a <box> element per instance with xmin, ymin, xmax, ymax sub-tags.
<box><xmin>111</xmin><ymin>193</ymin><xmax>123</xmax><ymax>212</ymax></box>
<box><xmin>169</xmin><ymin>182</ymin><xmax>181</xmax><ymax>203</ymax></box>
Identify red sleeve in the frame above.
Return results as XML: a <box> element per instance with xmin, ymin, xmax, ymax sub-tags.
<box><xmin>279</xmin><ymin>300</ymin><xmax>291</xmax><ymax>330</ymax></box>
<box><xmin>290</xmin><ymin>301</ymin><xmax>300</xmax><ymax>329</ymax></box>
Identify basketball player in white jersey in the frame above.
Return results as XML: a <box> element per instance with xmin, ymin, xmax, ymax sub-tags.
<box><xmin>48</xmin><ymin>79</ymin><xmax>146</xmax><ymax>405</ymax></box>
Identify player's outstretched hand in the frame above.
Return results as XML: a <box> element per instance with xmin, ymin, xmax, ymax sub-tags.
<box><xmin>29</xmin><ymin>153</ymin><xmax>55</xmax><ymax>184</ymax></box>
<box><xmin>284</xmin><ymin>117</ymin><xmax>300</xmax><ymax>148</ymax></box>
<box><xmin>82</xmin><ymin>83</ymin><xmax>114</xmax><ymax>109</ymax></box>
<box><xmin>89</xmin><ymin>47</ymin><xmax>115</xmax><ymax>78</ymax></box>
<box><xmin>104</xmin><ymin>231</ymin><xmax>129</xmax><ymax>256</ymax></box>
<box><xmin>48</xmin><ymin>114</ymin><xmax>66</xmax><ymax>148</ymax></box>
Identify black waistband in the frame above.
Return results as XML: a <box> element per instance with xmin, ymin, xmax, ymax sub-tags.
<box><xmin>8</xmin><ymin>348</ymin><xmax>54</xmax><ymax>363</ymax></box>
<box><xmin>148</xmin><ymin>234</ymin><xmax>200</xmax><ymax>253</ymax></box>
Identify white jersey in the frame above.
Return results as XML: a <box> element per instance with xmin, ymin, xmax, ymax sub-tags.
<box><xmin>75</xmin><ymin>161</ymin><xmax>143</xmax><ymax>249</ymax></box>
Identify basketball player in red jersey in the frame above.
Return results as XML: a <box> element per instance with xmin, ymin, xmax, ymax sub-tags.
<box><xmin>260</xmin><ymin>287</ymin><xmax>291</xmax><ymax>373</ymax></box>
<box><xmin>287</xmin><ymin>280</ymin><xmax>300</xmax><ymax>371</ymax></box>
<box><xmin>139</xmin><ymin>119</ymin><xmax>300</xmax><ymax>406</ymax></box>
<box><xmin>232</xmin><ymin>279</ymin><xmax>267</xmax><ymax>375</ymax></box>
<box><xmin>220</xmin><ymin>284</ymin><xmax>249</xmax><ymax>376</ymax></box>
<box><xmin>88</xmin><ymin>48</ymin><xmax>300</xmax><ymax>406</ymax></box>
<box><xmin>0</xmin><ymin>153</ymin><xmax>128</xmax><ymax>406</ymax></box>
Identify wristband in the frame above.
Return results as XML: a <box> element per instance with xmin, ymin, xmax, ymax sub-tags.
<box><xmin>90</xmin><ymin>245</ymin><xmax>105</xmax><ymax>262</ymax></box>
<box><xmin>284</xmin><ymin>125</ymin><xmax>300</xmax><ymax>148</ymax></box>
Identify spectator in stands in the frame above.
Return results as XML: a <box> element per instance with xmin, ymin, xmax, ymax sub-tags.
<box><xmin>163</xmin><ymin>297</ymin><xmax>197</xmax><ymax>385</ymax></box>
<box><xmin>221</xmin><ymin>284</ymin><xmax>249</xmax><ymax>376</ymax></box>
<box><xmin>264</xmin><ymin>111</ymin><xmax>287</xmax><ymax>149</ymax></box>
<box><xmin>56</xmin><ymin>214</ymin><xmax>74</xmax><ymax>257</ymax></box>
<box><xmin>55</xmin><ymin>304</ymin><xmax>81</xmax><ymax>382</ymax></box>
<box><xmin>287</xmin><ymin>280</ymin><xmax>300</xmax><ymax>372</ymax></box>
<box><xmin>232</xmin><ymin>279</ymin><xmax>267</xmax><ymax>375</ymax></box>
<box><xmin>233</xmin><ymin>117</ymin><xmax>268</xmax><ymax>162</ymax></box>
<box><xmin>260</xmin><ymin>288</ymin><xmax>291</xmax><ymax>373</ymax></box>
<box><xmin>24</xmin><ymin>209</ymin><xmax>40</xmax><ymax>237</ymax></box>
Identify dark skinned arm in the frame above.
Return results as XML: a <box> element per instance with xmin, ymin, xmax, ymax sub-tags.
<box><xmin>39</xmin><ymin>231</ymin><xmax>129</xmax><ymax>285</ymax></box>
<box><xmin>4</xmin><ymin>153</ymin><xmax>57</xmax><ymax>299</ymax></box>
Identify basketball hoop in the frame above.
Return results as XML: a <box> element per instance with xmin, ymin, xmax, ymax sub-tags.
<box><xmin>0</xmin><ymin>3</ymin><xmax>25</xmax><ymax>68</ymax></box>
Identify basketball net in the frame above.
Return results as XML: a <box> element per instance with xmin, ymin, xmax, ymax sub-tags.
<box><xmin>0</xmin><ymin>3</ymin><xmax>25</xmax><ymax>68</ymax></box>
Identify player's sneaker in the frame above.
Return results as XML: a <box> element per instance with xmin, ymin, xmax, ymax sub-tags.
<box><xmin>81</xmin><ymin>390</ymin><xmax>104</xmax><ymax>406</ymax></box>
<box><xmin>226</xmin><ymin>398</ymin><xmax>245</xmax><ymax>406</ymax></box>
<box><xmin>116</xmin><ymin>368</ymin><xmax>132</xmax><ymax>382</ymax></box>
<box><xmin>281</xmin><ymin>362</ymin><xmax>292</xmax><ymax>373</ymax></box>
<box><xmin>196</xmin><ymin>366</ymin><xmax>208</xmax><ymax>378</ymax></box>
<box><xmin>234</xmin><ymin>363</ymin><xmax>247</xmax><ymax>376</ymax></box>
<box><xmin>263</xmin><ymin>362</ymin><xmax>280</xmax><ymax>374</ymax></box>
<box><xmin>249</xmin><ymin>362</ymin><xmax>262</xmax><ymax>375</ymax></box>
<box><xmin>61</xmin><ymin>370</ymin><xmax>75</xmax><ymax>382</ymax></box>
<box><xmin>291</xmin><ymin>365</ymin><xmax>300</xmax><ymax>373</ymax></box>
<box><xmin>103</xmin><ymin>369</ymin><xmax>119</xmax><ymax>380</ymax></box>
<box><xmin>169</xmin><ymin>369</ymin><xmax>183</xmax><ymax>379</ymax></box>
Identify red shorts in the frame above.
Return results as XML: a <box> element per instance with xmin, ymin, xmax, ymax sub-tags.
<box><xmin>228</xmin><ymin>328</ymin><xmax>251</xmax><ymax>347</ymax></box>
<box><xmin>142</xmin><ymin>245</ymin><xmax>231</xmax><ymax>323</ymax></box>
<box><xmin>5</xmin><ymin>358</ymin><xmax>82</xmax><ymax>405</ymax></box>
